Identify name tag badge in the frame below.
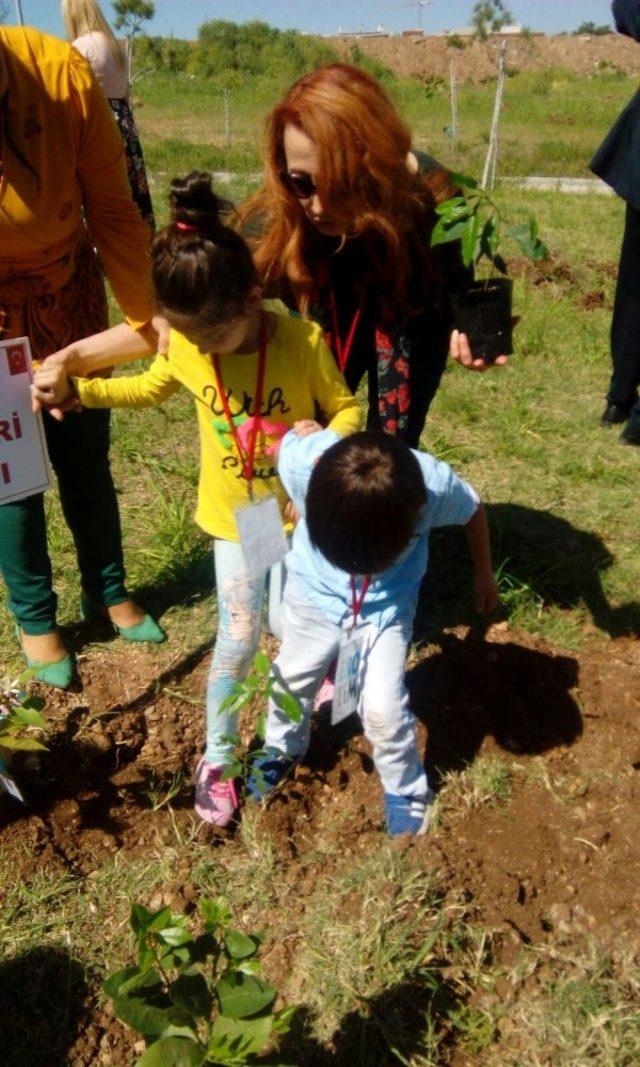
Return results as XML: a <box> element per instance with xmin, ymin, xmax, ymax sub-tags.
<box><xmin>235</xmin><ymin>495</ymin><xmax>287</xmax><ymax>576</ymax></box>
<box><xmin>332</xmin><ymin>629</ymin><xmax>366</xmax><ymax>725</ymax></box>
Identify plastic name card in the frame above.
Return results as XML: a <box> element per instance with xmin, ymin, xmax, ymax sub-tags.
<box><xmin>235</xmin><ymin>496</ymin><xmax>287</xmax><ymax>576</ymax></box>
<box><xmin>332</xmin><ymin>630</ymin><xmax>365</xmax><ymax>725</ymax></box>
<box><xmin>0</xmin><ymin>336</ymin><xmax>52</xmax><ymax>505</ymax></box>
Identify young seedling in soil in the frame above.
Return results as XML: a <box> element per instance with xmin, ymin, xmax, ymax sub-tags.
<box><xmin>0</xmin><ymin>678</ymin><xmax>47</xmax><ymax>802</ymax></box>
<box><xmin>217</xmin><ymin>652</ymin><xmax>302</xmax><ymax>793</ymax></box>
<box><xmin>431</xmin><ymin>173</ymin><xmax>548</xmax><ymax>362</ymax></box>
<box><xmin>104</xmin><ymin>897</ymin><xmax>297</xmax><ymax>1066</ymax></box>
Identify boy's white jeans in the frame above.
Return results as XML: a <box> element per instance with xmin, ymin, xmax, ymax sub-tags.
<box><xmin>266</xmin><ymin>581</ymin><xmax>429</xmax><ymax>798</ymax></box>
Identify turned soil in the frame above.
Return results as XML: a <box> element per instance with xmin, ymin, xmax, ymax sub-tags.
<box><xmin>329</xmin><ymin>32</ymin><xmax>640</xmax><ymax>84</ymax></box>
<box><xmin>1</xmin><ymin>622</ymin><xmax>638</xmax><ymax>1064</ymax></box>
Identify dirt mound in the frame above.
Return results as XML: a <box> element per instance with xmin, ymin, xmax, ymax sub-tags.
<box><xmin>1</xmin><ymin>622</ymin><xmax>638</xmax><ymax>1063</ymax></box>
<box><xmin>329</xmin><ymin>33</ymin><xmax>640</xmax><ymax>84</ymax></box>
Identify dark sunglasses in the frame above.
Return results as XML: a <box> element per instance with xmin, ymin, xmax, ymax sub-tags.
<box><xmin>280</xmin><ymin>170</ymin><xmax>317</xmax><ymax>200</ymax></box>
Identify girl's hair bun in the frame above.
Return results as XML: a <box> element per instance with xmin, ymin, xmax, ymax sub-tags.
<box><xmin>169</xmin><ymin>170</ymin><xmax>232</xmax><ymax>233</ymax></box>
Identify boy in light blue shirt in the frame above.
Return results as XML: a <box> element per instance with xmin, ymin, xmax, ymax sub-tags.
<box><xmin>248</xmin><ymin>430</ymin><xmax>498</xmax><ymax>836</ymax></box>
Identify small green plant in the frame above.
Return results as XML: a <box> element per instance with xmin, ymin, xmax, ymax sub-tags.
<box><xmin>0</xmin><ymin>680</ymin><xmax>47</xmax><ymax>754</ymax></box>
<box><xmin>104</xmin><ymin>898</ymin><xmax>296</xmax><ymax>1066</ymax></box>
<box><xmin>217</xmin><ymin>652</ymin><xmax>301</xmax><ymax>788</ymax></box>
<box><xmin>144</xmin><ymin>770</ymin><xmax>186</xmax><ymax>813</ymax></box>
<box><xmin>446</xmin><ymin>33</ymin><xmax>467</xmax><ymax>49</ymax></box>
<box><xmin>431</xmin><ymin>173</ymin><xmax>548</xmax><ymax>274</ymax></box>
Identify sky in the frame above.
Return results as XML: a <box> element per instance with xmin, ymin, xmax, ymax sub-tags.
<box><xmin>10</xmin><ymin>1</ymin><xmax>617</xmax><ymax>42</ymax></box>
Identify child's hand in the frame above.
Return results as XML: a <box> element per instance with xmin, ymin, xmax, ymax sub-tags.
<box><xmin>473</xmin><ymin>570</ymin><xmax>499</xmax><ymax>614</ymax></box>
<box><xmin>293</xmin><ymin>419</ymin><xmax>323</xmax><ymax>437</ymax></box>
<box><xmin>284</xmin><ymin>500</ymin><xmax>300</xmax><ymax>526</ymax></box>
<box><xmin>31</xmin><ymin>363</ymin><xmax>76</xmax><ymax>421</ymax></box>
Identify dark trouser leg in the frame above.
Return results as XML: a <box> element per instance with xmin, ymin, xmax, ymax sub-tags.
<box><xmin>44</xmin><ymin>408</ymin><xmax>127</xmax><ymax>607</ymax></box>
<box><xmin>609</xmin><ymin>202</ymin><xmax>640</xmax><ymax>410</ymax></box>
<box><xmin>0</xmin><ymin>493</ymin><xmax>57</xmax><ymax>634</ymax></box>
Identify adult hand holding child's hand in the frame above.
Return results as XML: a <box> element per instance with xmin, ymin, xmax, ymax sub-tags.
<box><xmin>31</xmin><ymin>360</ymin><xmax>76</xmax><ymax>421</ymax></box>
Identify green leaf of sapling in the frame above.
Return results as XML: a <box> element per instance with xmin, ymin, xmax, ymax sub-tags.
<box><xmin>461</xmin><ymin>214</ymin><xmax>480</xmax><ymax>269</ymax></box>
<box><xmin>253</xmin><ymin>650</ymin><xmax>271</xmax><ymax>677</ymax></box>
<box><xmin>130</xmin><ymin>904</ymin><xmax>152</xmax><ymax>937</ymax></box>
<box><xmin>275</xmin><ymin>692</ymin><xmax>302</xmax><ymax>724</ymax></box>
<box><xmin>224</xmin><ymin>929</ymin><xmax>259</xmax><ymax>960</ymax></box>
<box><xmin>215</xmin><ymin>972</ymin><xmax>276</xmax><ymax>1019</ymax></box>
<box><xmin>200</xmin><ymin>898</ymin><xmax>232</xmax><ymax>929</ymax></box>
<box><xmin>103</xmin><ymin>966</ymin><xmax>140</xmax><ymax>999</ymax></box>
<box><xmin>111</xmin><ymin>997</ymin><xmax>179</xmax><ymax>1036</ymax></box>
<box><xmin>449</xmin><ymin>171</ymin><xmax>479</xmax><ymax>189</ymax></box>
<box><xmin>171</xmin><ymin>973</ymin><xmax>213</xmax><ymax>1018</ymax></box>
<box><xmin>0</xmin><ymin>736</ymin><xmax>47</xmax><ymax>751</ymax></box>
<box><xmin>137</xmin><ymin>1036</ymin><xmax>206</xmax><ymax>1067</ymax></box>
<box><xmin>208</xmin><ymin>1014</ymin><xmax>273</xmax><ymax>1058</ymax></box>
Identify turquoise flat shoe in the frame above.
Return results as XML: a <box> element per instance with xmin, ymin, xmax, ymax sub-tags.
<box><xmin>15</xmin><ymin>626</ymin><xmax>74</xmax><ymax>690</ymax></box>
<box><xmin>80</xmin><ymin>592</ymin><xmax>166</xmax><ymax>644</ymax></box>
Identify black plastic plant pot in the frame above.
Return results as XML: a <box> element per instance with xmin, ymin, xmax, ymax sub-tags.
<box><xmin>450</xmin><ymin>277</ymin><xmax>513</xmax><ymax>364</ymax></box>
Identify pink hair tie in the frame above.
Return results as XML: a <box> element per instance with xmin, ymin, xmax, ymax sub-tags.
<box><xmin>176</xmin><ymin>221</ymin><xmax>199</xmax><ymax>232</ymax></box>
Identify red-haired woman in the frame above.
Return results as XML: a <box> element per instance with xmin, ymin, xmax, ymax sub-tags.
<box><xmin>241</xmin><ymin>63</ymin><xmax>501</xmax><ymax>446</ymax></box>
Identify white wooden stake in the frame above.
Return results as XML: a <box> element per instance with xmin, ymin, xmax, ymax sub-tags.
<box><xmin>482</xmin><ymin>40</ymin><xmax>507</xmax><ymax>191</ymax></box>
<box><xmin>450</xmin><ymin>60</ymin><xmax>458</xmax><ymax>148</ymax></box>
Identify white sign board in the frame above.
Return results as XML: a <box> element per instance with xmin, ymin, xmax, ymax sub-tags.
<box><xmin>0</xmin><ymin>337</ymin><xmax>51</xmax><ymax>505</ymax></box>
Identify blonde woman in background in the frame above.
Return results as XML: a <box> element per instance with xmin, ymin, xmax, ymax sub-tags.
<box><xmin>62</xmin><ymin>0</ymin><xmax>155</xmax><ymax>228</ymax></box>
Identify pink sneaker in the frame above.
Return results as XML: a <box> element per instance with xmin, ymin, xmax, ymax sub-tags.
<box><xmin>313</xmin><ymin>676</ymin><xmax>335</xmax><ymax>712</ymax></box>
<box><xmin>194</xmin><ymin>758</ymin><xmax>238</xmax><ymax>827</ymax></box>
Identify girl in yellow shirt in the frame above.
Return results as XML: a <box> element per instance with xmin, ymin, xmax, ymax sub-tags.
<box><xmin>34</xmin><ymin>170</ymin><xmax>361</xmax><ymax>828</ymax></box>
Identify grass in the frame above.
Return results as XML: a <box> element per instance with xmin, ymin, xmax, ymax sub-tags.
<box><xmin>437</xmin><ymin>754</ymin><xmax>514</xmax><ymax>814</ymax></box>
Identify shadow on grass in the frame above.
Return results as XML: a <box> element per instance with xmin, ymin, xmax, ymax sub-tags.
<box><xmin>419</xmin><ymin>502</ymin><xmax>640</xmax><ymax>640</ymax></box>
<box><xmin>0</xmin><ymin>945</ymin><xmax>88</xmax><ymax>1067</ymax></box>
<box><xmin>408</xmin><ymin>629</ymin><xmax>582</xmax><ymax>784</ymax></box>
<box><xmin>271</xmin><ymin>976</ymin><xmax>460</xmax><ymax>1066</ymax></box>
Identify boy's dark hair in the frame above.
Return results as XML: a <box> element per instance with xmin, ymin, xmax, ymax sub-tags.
<box><xmin>151</xmin><ymin>170</ymin><xmax>257</xmax><ymax>324</ymax></box>
<box><xmin>306</xmin><ymin>431</ymin><xmax>427</xmax><ymax>574</ymax></box>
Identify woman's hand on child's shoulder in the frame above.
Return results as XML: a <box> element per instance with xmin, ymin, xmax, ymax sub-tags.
<box><xmin>293</xmin><ymin>419</ymin><xmax>323</xmax><ymax>436</ymax></box>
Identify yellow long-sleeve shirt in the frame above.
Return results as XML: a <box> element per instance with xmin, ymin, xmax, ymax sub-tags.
<box><xmin>74</xmin><ymin>310</ymin><xmax>362</xmax><ymax>540</ymax></box>
<box><xmin>0</xmin><ymin>26</ymin><xmax>154</xmax><ymax>328</ymax></box>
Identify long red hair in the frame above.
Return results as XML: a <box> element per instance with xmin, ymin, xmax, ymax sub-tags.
<box><xmin>240</xmin><ymin>63</ymin><xmax>455</xmax><ymax>316</ymax></box>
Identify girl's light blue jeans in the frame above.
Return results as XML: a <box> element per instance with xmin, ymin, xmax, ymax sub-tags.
<box><xmin>265</xmin><ymin>580</ymin><xmax>428</xmax><ymax>798</ymax></box>
<box><xmin>204</xmin><ymin>538</ymin><xmax>285</xmax><ymax>765</ymax></box>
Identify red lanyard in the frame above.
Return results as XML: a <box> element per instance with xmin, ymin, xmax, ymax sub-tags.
<box><xmin>349</xmin><ymin>574</ymin><xmax>371</xmax><ymax>631</ymax></box>
<box><xmin>212</xmin><ymin>312</ymin><xmax>267</xmax><ymax>492</ymax></box>
<box><xmin>329</xmin><ymin>287</ymin><xmax>362</xmax><ymax>374</ymax></box>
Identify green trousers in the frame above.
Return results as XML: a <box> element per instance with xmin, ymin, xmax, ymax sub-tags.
<box><xmin>0</xmin><ymin>407</ymin><xmax>127</xmax><ymax>635</ymax></box>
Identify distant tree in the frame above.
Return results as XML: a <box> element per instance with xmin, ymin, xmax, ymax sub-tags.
<box><xmin>573</xmin><ymin>21</ymin><xmax>612</xmax><ymax>36</ymax></box>
<box><xmin>472</xmin><ymin>0</ymin><xmax>513</xmax><ymax>40</ymax></box>
<box><xmin>114</xmin><ymin>0</ymin><xmax>155</xmax><ymax>76</ymax></box>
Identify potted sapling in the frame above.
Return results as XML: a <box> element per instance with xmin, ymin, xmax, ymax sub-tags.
<box><xmin>431</xmin><ymin>173</ymin><xmax>548</xmax><ymax>362</ymax></box>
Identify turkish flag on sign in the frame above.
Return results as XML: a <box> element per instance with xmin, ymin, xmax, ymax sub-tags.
<box><xmin>6</xmin><ymin>345</ymin><xmax>28</xmax><ymax>376</ymax></box>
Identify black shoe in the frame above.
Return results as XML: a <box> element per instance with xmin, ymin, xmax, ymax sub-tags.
<box><xmin>620</xmin><ymin>419</ymin><xmax>640</xmax><ymax>446</ymax></box>
<box><xmin>601</xmin><ymin>401</ymin><xmax>630</xmax><ymax>427</ymax></box>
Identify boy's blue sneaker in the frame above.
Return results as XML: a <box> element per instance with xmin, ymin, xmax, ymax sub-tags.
<box><xmin>384</xmin><ymin>790</ymin><xmax>435</xmax><ymax>837</ymax></box>
<box><xmin>246</xmin><ymin>750</ymin><xmax>297</xmax><ymax>801</ymax></box>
